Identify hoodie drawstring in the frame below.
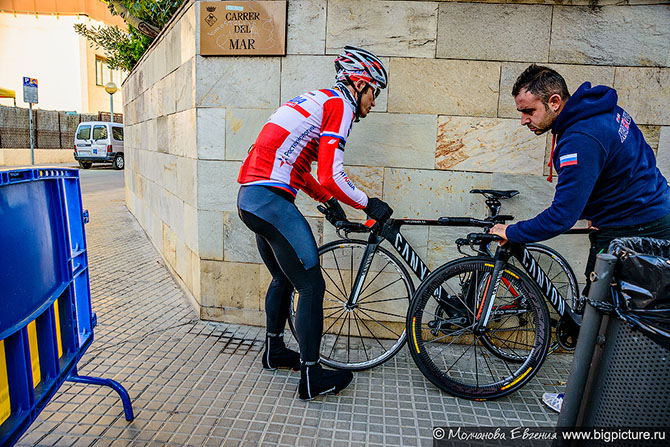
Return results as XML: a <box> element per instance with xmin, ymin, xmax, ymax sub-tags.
<box><xmin>547</xmin><ymin>134</ymin><xmax>556</xmax><ymax>183</ymax></box>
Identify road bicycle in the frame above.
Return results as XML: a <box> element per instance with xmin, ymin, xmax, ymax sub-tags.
<box><xmin>288</xmin><ymin>190</ymin><xmax>581</xmax><ymax>372</ymax></box>
<box><xmin>407</xmin><ymin>227</ymin><xmax>590</xmax><ymax>400</ymax></box>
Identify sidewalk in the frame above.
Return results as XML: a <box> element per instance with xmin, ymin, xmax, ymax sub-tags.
<box><xmin>17</xmin><ymin>171</ymin><xmax>570</xmax><ymax>446</ymax></box>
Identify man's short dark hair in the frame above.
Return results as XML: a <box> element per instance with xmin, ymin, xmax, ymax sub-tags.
<box><xmin>512</xmin><ymin>64</ymin><xmax>570</xmax><ymax>104</ymax></box>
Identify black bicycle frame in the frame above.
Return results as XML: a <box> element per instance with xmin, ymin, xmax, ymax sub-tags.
<box><xmin>346</xmin><ymin>218</ymin><xmax>491</xmax><ymax>315</ymax></box>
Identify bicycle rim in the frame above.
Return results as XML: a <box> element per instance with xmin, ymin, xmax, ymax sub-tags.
<box><xmin>407</xmin><ymin>257</ymin><xmax>550</xmax><ymax>400</ymax></box>
<box><xmin>290</xmin><ymin>240</ymin><xmax>413</xmax><ymax>370</ymax></box>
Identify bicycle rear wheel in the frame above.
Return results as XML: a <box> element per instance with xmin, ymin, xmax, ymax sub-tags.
<box><xmin>407</xmin><ymin>257</ymin><xmax>550</xmax><ymax>400</ymax></box>
<box><xmin>289</xmin><ymin>240</ymin><xmax>414</xmax><ymax>370</ymax></box>
<box><xmin>512</xmin><ymin>243</ymin><xmax>580</xmax><ymax>353</ymax></box>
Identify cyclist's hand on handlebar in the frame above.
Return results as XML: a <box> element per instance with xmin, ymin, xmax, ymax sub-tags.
<box><xmin>364</xmin><ymin>197</ymin><xmax>393</xmax><ymax>223</ymax></box>
<box><xmin>489</xmin><ymin>223</ymin><xmax>509</xmax><ymax>245</ymax></box>
<box><xmin>323</xmin><ymin>197</ymin><xmax>347</xmax><ymax>226</ymax></box>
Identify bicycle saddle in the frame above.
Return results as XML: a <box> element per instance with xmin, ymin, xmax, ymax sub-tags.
<box><xmin>470</xmin><ymin>189</ymin><xmax>519</xmax><ymax>199</ymax></box>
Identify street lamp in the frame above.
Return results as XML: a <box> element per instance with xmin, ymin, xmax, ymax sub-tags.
<box><xmin>104</xmin><ymin>82</ymin><xmax>118</xmax><ymax>123</ymax></box>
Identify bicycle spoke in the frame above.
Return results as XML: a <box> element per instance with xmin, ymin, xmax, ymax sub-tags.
<box><xmin>328</xmin><ymin>309</ymin><xmax>350</xmax><ymax>359</ymax></box>
<box><xmin>351</xmin><ymin>312</ymin><xmax>370</xmax><ymax>362</ymax></box>
<box><xmin>355</xmin><ymin>307</ymin><xmax>406</xmax><ymax>320</ymax></box>
<box><xmin>330</xmin><ymin>249</ymin><xmax>349</xmax><ymax>299</ymax></box>
<box><xmin>322</xmin><ymin>263</ymin><xmax>347</xmax><ymax>300</ymax></box>
<box><xmin>487</xmin><ymin>329</ymin><xmax>536</xmax><ymax>353</ymax></box>
<box><xmin>356</xmin><ymin>313</ymin><xmax>390</xmax><ymax>352</ymax></box>
<box><xmin>355</xmin><ymin>307</ymin><xmax>401</xmax><ymax>338</ymax></box>
<box><xmin>543</xmin><ymin>258</ymin><xmax>556</xmax><ymax>278</ymax></box>
<box><xmin>323</xmin><ymin>306</ymin><xmax>343</xmax><ymax>318</ymax></box>
<box><xmin>323</xmin><ymin>308</ymin><xmax>347</xmax><ymax>336</ymax></box>
<box><xmin>360</xmin><ymin>296</ymin><xmax>408</xmax><ymax>305</ymax></box>
<box><xmin>423</xmin><ymin>325</ymin><xmax>472</xmax><ymax>345</ymax></box>
<box><xmin>358</xmin><ymin>259</ymin><xmax>392</xmax><ymax>297</ymax></box>
<box><xmin>444</xmin><ymin>340</ymin><xmax>475</xmax><ymax>375</ymax></box>
<box><xmin>324</xmin><ymin>288</ymin><xmax>346</xmax><ymax>303</ymax></box>
<box><xmin>486</xmin><ymin>326</ymin><xmax>538</xmax><ymax>335</ymax></box>
<box><xmin>358</xmin><ymin>277</ymin><xmax>404</xmax><ymax>303</ymax></box>
<box><xmin>482</xmin><ymin>347</ymin><xmax>497</xmax><ymax>382</ymax></box>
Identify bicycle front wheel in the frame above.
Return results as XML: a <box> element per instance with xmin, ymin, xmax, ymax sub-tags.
<box><xmin>407</xmin><ymin>257</ymin><xmax>550</xmax><ymax>400</ymax></box>
<box><xmin>289</xmin><ymin>240</ymin><xmax>414</xmax><ymax>370</ymax></box>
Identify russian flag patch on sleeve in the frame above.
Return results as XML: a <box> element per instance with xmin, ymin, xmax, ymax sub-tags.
<box><xmin>559</xmin><ymin>153</ymin><xmax>578</xmax><ymax>168</ymax></box>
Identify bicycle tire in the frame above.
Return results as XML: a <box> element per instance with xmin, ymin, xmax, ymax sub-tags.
<box><xmin>510</xmin><ymin>243</ymin><xmax>580</xmax><ymax>353</ymax></box>
<box><xmin>289</xmin><ymin>239</ymin><xmax>414</xmax><ymax>371</ymax></box>
<box><xmin>407</xmin><ymin>257</ymin><xmax>550</xmax><ymax>400</ymax></box>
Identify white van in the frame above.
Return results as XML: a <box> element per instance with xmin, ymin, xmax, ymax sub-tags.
<box><xmin>74</xmin><ymin>121</ymin><xmax>124</xmax><ymax>170</ymax></box>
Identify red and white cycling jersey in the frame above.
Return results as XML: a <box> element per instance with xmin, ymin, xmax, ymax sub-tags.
<box><xmin>237</xmin><ymin>88</ymin><xmax>369</xmax><ymax>209</ymax></box>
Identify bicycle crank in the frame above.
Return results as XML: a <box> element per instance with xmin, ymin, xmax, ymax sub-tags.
<box><xmin>556</xmin><ymin>318</ymin><xmax>579</xmax><ymax>350</ymax></box>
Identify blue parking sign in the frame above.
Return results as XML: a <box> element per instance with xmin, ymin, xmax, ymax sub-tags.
<box><xmin>23</xmin><ymin>77</ymin><xmax>38</xmax><ymax>103</ymax></box>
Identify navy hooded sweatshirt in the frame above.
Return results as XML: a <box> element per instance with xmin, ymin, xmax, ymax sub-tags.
<box><xmin>506</xmin><ymin>82</ymin><xmax>670</xmax><ymax>243</ymax></box>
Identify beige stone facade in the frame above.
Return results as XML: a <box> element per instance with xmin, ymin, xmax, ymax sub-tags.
<box><xmin>123</xmin><ymin>0</ymin><xmax>670</xmax><ymax>324</ymax></box>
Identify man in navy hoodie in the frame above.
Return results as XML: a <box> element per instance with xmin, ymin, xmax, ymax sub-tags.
<box><xmin>490</xmin><ymin>64</ymin><xmax>670</xmax><ymax>412</ymax></box>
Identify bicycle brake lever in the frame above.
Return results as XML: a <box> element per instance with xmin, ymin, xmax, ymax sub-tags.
<box><xmin>455</xmin><ymin>238</ymin><xmax>474</xmax><ymax>256</ymax></box>
<box><xmin>335</xmin><ymin>227</ymin><xmax>346</xmax><ymax>239</ymax></box>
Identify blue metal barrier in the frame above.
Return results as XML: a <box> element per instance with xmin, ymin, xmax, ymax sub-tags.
<box><xmin>0</xmin><ymin>167</ymin><xmax>133</xmax><ymax>446</ymax></box>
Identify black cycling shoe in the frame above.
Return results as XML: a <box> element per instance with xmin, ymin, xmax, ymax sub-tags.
<box><xmin>262</xmin><ymin>333</ymin><xmax>301</xmax><ymax>371</ymax></box>
<box><xmin>298</xmin><ymin>361</ymin><xmax>353</xmax><ymax>401</ymax></box>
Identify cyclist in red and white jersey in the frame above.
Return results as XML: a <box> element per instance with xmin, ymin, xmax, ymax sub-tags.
<box><xmin>237</xmin><ymin>46</ymin><xmax>393</xmax><ymax>400</ymax></box>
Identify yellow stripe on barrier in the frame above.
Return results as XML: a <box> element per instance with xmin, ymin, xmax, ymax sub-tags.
<box><xmin>0</xmin><ymin>340</ymin><xmax>11</xmax><ymax>425</ymax></box>
<box><xmin>27</xmin><ymin>321</ymin><xmax>41</xmax><ymax>388</ymax></box>
<box><xmin>54</xmin><ymin>300</ymin><xmax>63</xmax><ymax>359</ymax></box>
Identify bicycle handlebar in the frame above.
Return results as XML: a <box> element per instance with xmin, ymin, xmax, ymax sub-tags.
<box><xmin>334</xmin><ymin>220</ymin><xmax>371</xmax><ymax>233</ymax></box>
<box><xmin>467</xmin><ymin>232</ymin><xmax>503</xmax><ymax>244</ymax></box>
<box><xmin>317</xmin><ymin>204</ymin><xmax>372</xmax><ymax>236</ymax></box>
<box><xmin>438</xmin><ymin>217</ymin><xmax>495</xmax><ymax>227</ymax></box>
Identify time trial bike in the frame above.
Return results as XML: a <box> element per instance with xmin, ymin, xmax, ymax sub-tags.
<box><xmin>288</xmin><ymin>190</ymin><xmax>583</xmax><ymax>375</ymax></box>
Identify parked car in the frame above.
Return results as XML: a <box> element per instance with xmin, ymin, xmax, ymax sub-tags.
<box><xmin>74</xmin><ymin>121</ymin><xmax>124</xmax><ymax>170</ymax></box>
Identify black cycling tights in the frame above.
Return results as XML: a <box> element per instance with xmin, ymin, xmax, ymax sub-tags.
<box><xmin>238</xmin><ymin>208</ymin><xmax>325</xmax><ymax>363</ymax></box>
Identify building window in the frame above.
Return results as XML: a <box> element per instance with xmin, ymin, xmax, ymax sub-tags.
<box><xmin>95</xmin><ymin>56</ymin><xmax>113</xmax><ymax>86</ymax></box>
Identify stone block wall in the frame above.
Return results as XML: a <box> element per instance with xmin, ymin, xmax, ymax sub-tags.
<box><xmin>123</xmin><ymin>0</ymin><xmax>670</xmax><ymax>324</ymax></box>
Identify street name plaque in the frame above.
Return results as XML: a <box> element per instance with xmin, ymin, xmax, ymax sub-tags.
<box><xmin>200</xmin><ymin>1</ymin><xmax>287</xmax><ymax>56</ymax></box>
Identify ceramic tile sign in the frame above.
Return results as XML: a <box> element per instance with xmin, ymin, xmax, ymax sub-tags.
<box><xmin>200</xmin><ymin>1</ymin><xmax>287</xmax><ymax>55</ymax></box>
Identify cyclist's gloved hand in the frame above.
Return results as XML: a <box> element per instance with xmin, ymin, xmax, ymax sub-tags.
<box><xmin>324</xmin><ymin>197</ymin><xmax>347</xmax><ymax>225</ymax></box>
<box><xmin>364</xmin><ymin>197</ymin><xmax>393</xmax><ymax>223</ymax></box>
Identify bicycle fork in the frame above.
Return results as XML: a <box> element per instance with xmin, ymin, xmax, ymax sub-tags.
<box><xmin>473</xmin><ymin>247</ymin><xmax>513</xmax><ymax>335</ymax></box>
<box><xmin>346</xmin><ymin>231</ymin><xmax>384</xmax><ymax>309</ymax></box>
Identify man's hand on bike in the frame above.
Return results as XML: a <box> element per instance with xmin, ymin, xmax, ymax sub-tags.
<box><xmin>489</xmin><ymin>223</ymin><xmax>508</xmax><ymax>245</ymax></box>
<box><xmin>364</xmin><ymin>197</ymin><xmax>393</xmax><ymax>223</ymax></box>
<box><xmin>323</xmin><ymin>197</ymin><xmax>347</xmax><ymax>226</ymax></box>
<box><xmin>585</xmin><ymin>220</ymin><xmax>599</xmax><ymax>231</ymax></box>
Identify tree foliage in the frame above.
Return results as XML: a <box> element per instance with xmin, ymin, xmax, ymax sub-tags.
<box><xmin>74</xmin><ymin>0</ymin><xmax>184</xmax><ymax>72</ymax></box>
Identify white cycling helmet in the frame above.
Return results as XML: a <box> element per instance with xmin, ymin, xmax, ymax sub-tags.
<box><xmin>335</xmin><ymin>46</ymin><xmax>388</xmax><ymax>93</ymax></box>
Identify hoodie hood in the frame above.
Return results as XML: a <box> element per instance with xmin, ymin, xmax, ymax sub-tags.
<box><xmin>553</xmin><ymin>82</ymin><xmax>618</xmax><ymax>135</ymax></box>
